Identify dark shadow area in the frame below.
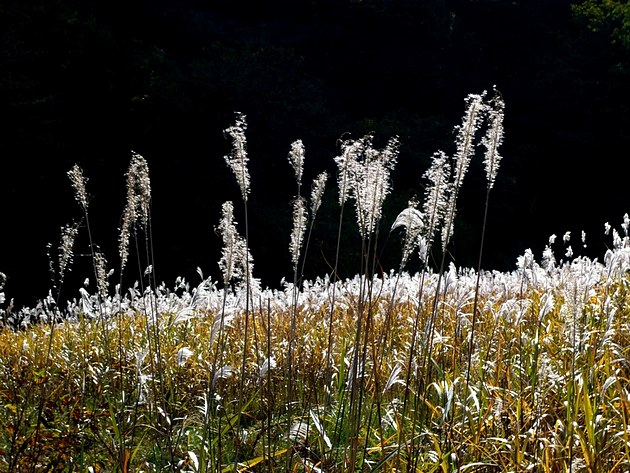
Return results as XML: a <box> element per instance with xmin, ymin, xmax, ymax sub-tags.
<box><xmin>1</xmin><ymin>0</ymin><xmax>628</xmax><ymax>309</ymax></box>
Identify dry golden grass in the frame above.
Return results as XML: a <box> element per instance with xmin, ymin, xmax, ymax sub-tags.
<box><xmin>1</xmin><ymin>268</ymin><xmax>630</xmax><ymax>471</ymax></box>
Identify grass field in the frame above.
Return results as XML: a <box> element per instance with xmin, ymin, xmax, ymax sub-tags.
<box><xmin>2</xmin><ymin>90</ymin><xmax>630</xmax><ymax>472</ymax></box>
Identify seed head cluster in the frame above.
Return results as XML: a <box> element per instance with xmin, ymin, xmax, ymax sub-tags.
<box><xmin>223</xmin><ymin>112</ymin><xmax>250</xmax><ymax>202</ymax></box>
<box><xmin>217</xmin><ymin>201</ymin><xmax>253</xmax><ymax>285</ymax></box>
<box><xmin>335</xmin><ymin>134</ymin><xmax>399</xmax><ymax>239</ymax></box>
<box><xmin>288</xmin><ymin>139</ymin><xmax>305</xmax><ymax>188</ymax></box>
<box><xmin>67</xmin><ymin>164</ymin><xmax>89</xmax><ymax>211</ymax></box>
<box><xmin>119</xmin><ymin>152</ymin><xmax>152</xmax><ymax>272</ymax></box>
<box><xmin>58</xmin><ymin>223</ymin><xmax>79</xmax><ymax>284</ymax></box>
<box><xmin>310</xmin><ymin>172</ymin><xmax>328</xmax><ymax>217</ymax></box>
<box><xmin>289</xmin><ymin>197</ymin><xmax>308</xmax><ymax>270</ymax></box>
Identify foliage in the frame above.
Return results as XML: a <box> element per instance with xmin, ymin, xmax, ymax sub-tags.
<box><xmin>572</xmin><ymin>0</ymin><xmax>630</xmax><ymax>50</ymax></box>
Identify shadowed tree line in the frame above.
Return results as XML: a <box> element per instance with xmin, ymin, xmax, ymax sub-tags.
<box><xmin>0</xmin><ymin>0</ymin><xmax>628</xmax><ymax>309</ymax></box>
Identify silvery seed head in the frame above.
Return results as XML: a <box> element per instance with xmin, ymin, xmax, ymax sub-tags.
<box><xmin>288</xmin><ymin>139</ymin><xmax>305</xmax><ymax>187</ymax></box>
<box><xmin>392</xmin><ymin>202</ymin><xmax>424</xmax><ymax>268</ymax></box>
<box><xmin>119</xmin><ymin>152</ymin><xmax>152</xmax><ymax>271</ymax></box>
<box><xmin>310</xmin><ymin>171</ymin><xmax>328</xmax><ymax>217</ymax></box>
<box><xmin>289</xmin><ymin>197</ymin><xmax>308</xmax><ymax>270</ymax></box>
<box><xmin>334</xmin><ymin>134</ymin><xmax>399</xmax><ymax>238</ymax></box>
<box><xmin>67</xmin><ymin>164</ymin><xmax>89</xmax><ymax>211</ymax></box>
<box><xmin>481</xmin><ymin>87</ymin><xmax>505</xmax><ymax>190</ymax></box>
<box><xmin>422</xmin><ymin>150</ymin><xmax>451</xmax><ymax>249</ymax></box>
<box><xmin>223</xmin><ymin>112</ymin><xmax>250</xmax><ymax>202</ymax></box>
<box><xmin>217</xmin><ymin>201</ymin><xmax>254</xmax><ymax>285</ymax></box>
<box><xmin>58</xmin><ymin>223</ymin><xmax>79</xmax><ymax>284</ymax></box>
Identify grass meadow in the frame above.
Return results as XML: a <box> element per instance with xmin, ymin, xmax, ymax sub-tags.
<box><xmin>2</xmin><ymin>90</ymin><xmax>630</xmax><ymax>472</ymax></box>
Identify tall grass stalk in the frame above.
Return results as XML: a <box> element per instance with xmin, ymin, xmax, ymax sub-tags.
<box><xmin>331</xmin><ymin>133</ymin><xmax>399</xmax><ymax>471</ymax></box>
<box><xmin>462</xmin><ymin>87</ymin><xmax>505</xmax><ymax>459</ymax></box>
<box><xmin>222</xmin><ymin>112</ymin><xmax>256</xmax><ymax>471</ymax></box>
<box><xmin>285</xmin><ymin>162</ymin><xmax>331</xmax><ymax>468</ymax></box>
<box><xmin>397</xmin><ymin>149</ymin><xmax>450</xmax><ymax>464</ymax></box>
<box><xmin>424</xmin><ymin>91</ymin><xmax>485</xmax><ymax>382</ymax></box>
<box><xmin>286</xmin><ymin>139</ymin><xmax>307</xmax><ymax>469</ymax></box>
<box><xmin>120</xmin><ymin>152</ymin><xmax>177</xmax><ymax>470</ymax></box>
<box><xmin>32</xmin><ymin>163</ymin><xmax>102</xmax><ymax>471</ymax></box>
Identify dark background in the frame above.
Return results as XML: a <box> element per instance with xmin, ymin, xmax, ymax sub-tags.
<box><xmin>1</xmin><ymin>0</ymin><xmax>629</xmax><ymax>310</ymax></box>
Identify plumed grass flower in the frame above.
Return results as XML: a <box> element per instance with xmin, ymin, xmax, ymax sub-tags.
<box><xmin>217</xmin><ymin>201</ymin><xmax>254</xmax><ymax>285</ymax></box>
<box><xmin>453</xmin><ymin>92</ymin><xmax>486</xmax><ymax>186</ymax></box>
<box><xmin>212</xmin><ymin>365</ymin><xmax>235</xmax><ymax>390</ymax></box>
<box><xmin>334</xmin><ymin>135</ymin><xmax>365</xmax><ymax>207</ymax></box>
<box><xmin>356</xmin><ymin>136</ymin><xmax>399</xmax><ymax>238</ymax></box>
<box><xmin>310</xmin><ymin>171</ymin><xmax>328</xmax><ymax>217</ymax></box>
<box><xmin>289</xmin><ymin>197</ymin><xmax>308</xmax><ymax>271</ymax></box>
<box><xmin>128</xmin><ymin>152</ymin><xmax>152</xmax><ymax>229</ymax></box>
<box><xmin>391</xmin><ymin>201</ymin><xmax>425</xmax><ymax>268</ymax></box>
<box><xmin>223</xmin><ymin>112</ymin><xmax>250</xmax><ymax>202</ymax></box>
<box><xmin>57</xmin><ymin>223</ymin><xmax>79</xmax><ymax>286</ymax></box>
<box><xmin>542</xmin><ymin>235</ymin><xmax>557</xmax><ymax>272</ymax></box>
<box><xmin>67</xmin><ymin>164</ymin><xmax>89</xmax><ymax>211</ymax></box>
<box><xmin>93</xmin><ymin>250</ymin><xmax>109</xmax><ymax>300</ymax></box>
<box><xmin>0</xmin><ymin>272</ymin><xmax>5</xmax><ymax>305</ymax></box>
<box><xmin>288</xmin><ymin>139</ymin><xmax>305</xmax><ymax>188</ymax></box>
<box><xmin>334</xmin><ymin>134</ymin><xmax>399</xmax><ymax>238</ymax></box>
<box><xmin>422</xmin><ymin>150</ymin><xmax>452</xmax><ymax>251</ymax></box>
<box><xmin>442</xmin><ymin>92</ymin><xmax>486</xmax><ymax>250</ymax></box>
<box><xmin>481</xmin><ymin>87</ymin><xmax>505</xmax><ymax>190</ymax></box>
<box><xmin>292</xmin><ymin>171</ymin><xmax>327</xmax><ymax>281</ymax></box>
<box><xmin>119</xmin><ymin>152</ymin><xmax>152</xmax><ymax>272</ymax></box>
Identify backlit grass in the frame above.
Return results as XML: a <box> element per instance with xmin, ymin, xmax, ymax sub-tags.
<box><xmin>2</xmin><ymin>90</ymin><xmax>630</xmax><ymax>472</ymax></box>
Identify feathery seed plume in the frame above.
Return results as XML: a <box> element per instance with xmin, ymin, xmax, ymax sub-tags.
<box><xmin>442</xmin><ymin>92</ymin><xmax>486</xmax><ymax>249</ymax></box>
<box><xmin>392</xmin><ymin>201</ymin><xmax>425</xmax><ymax>268</ymax></box>
<box><xmin>0</xmin><ymin>272</ymin><xmax>5</xmax><ymax>305</ymax></box>
<box><xmin>93</xmin><ymin>251</ymin><xmax>109</xmax><ymax>299</ymax></box>
<box><xmin>360</xmin><ymin>135</ymin><xmax>398</xmax><ymax>237</ymax></box>
<box><xmin>481</xmin><ymin>87</ymin><xmax>505</xmax><ymax>189</ymax></box>
<box><xmin>289</xmin><ymin>197</ymin><xmax>308</xmax><ymax>270</ymax></box>
<box><xmin>223</xmin><ymin>112</ymin><xmax>250</xmax><ymax>201</ymax></box>
<box><xmin>67</xmin><ymin>164</ymin><xmax>89</xmax><ymax>211</ymax></box>
<box><xmin>422</xmin><ymin>150</ymin><xmax>451</xmax><ymax>249</ymax></box>
<box><xmin>383</xmin><ymin>363</ymin><xmax>405</xmax><ymax>393</ymax></box>
<box><xmin>335</xmin><ymin>134</ymin><xmax>399</xmax><ymax>238</ymax></box>
<box><xmin>128</xmin><ymin>152</ymin><xmax>152</xmax><ymax>228</ymax></box>
<box><xmin>334</xmin><ymin>136</ymin><xmax>365</xmax><ymax>206</ymax></box>
<box><xmin>288</xmin><ymin>139</ymin><xmax>305</xmax><ymax>187</ymax></box>
<box><xmin>604</xmin><ymin>222</ymin><xmax>611</xmax><ymax>235</ymax></box>
<box><xmin>218</xmin><ymin>201</ymin><xmax>238</xmax><ymax>283</ymax></box>
<box><xmin>212</xmin><ymin>365</ymin><xmax>235</xmax><ymax>389</ymax></box>
<box><xmin>453</xmin><ymin>92</ymin><xmax>486</xmax><ymax>187</ymax></box>
<box><xmin>310</xmin><ymin>171</ymin><xmax>328</xmax><ymax>217</ymax></box>
<box><xmin>58</xmin><ymin>223</ymin><xmax>79</xmax><ymax>284</ymax></box>
<box><xmin>119</xmin><ymin>152</ymin><xmax>152</xmax><ymax>271</ymax></box>
<box><xmin>259</xmin><ymin>356</ymin><xmax>276</xmax><ymax>379</ymax></box>
<box><xmin>217</xmin><ymin>201</ymin><xmax>254</xmax><ymax>285</ymax></box>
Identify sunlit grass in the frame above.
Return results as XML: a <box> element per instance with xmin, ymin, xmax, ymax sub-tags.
<box><xmin>2</xmin><ymin>90</ymin><xmax>630</xmax><ymax>472</ymax></box>
<box><xmin>2</xmin><ymin>263</ymin><xmax>630</xmax><ymax>471</ymax></box>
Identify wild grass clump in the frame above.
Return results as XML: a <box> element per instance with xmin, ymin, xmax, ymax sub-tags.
<box><xmin>2</xmin><ymin>89</ymin><xmax>630</xmax><ymax>472</ymax></box>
